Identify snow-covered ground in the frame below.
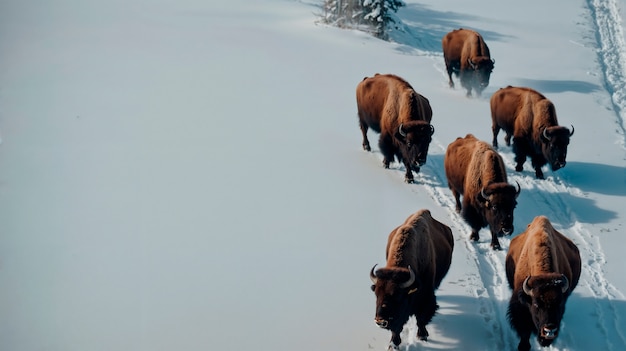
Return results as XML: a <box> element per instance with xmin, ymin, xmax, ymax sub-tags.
<box><xmin>1</xmin><ymin>0</ymin><xmax>625</xmax><ymax>350</ymax></box>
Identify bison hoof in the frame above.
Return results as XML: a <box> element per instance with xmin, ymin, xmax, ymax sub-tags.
<box><xmin>418</xmin><ymin>327</ymin><xmax>429</xmax><ymax>341</ymax></box>
<box><xmin>405</xmin><ymin>177</ymin><xmax>415</xmax><ymax>184</ymax></box>
<box><xmin>470</xmin><ymin>233</ymin><xmax>479</xmax><ymax>241</ymax></box>
<box><xmin>363</xmin><ymin>144</ymin><xmax>371</xmax><ymax>152</ymax></box>
<box><xmin>535</xmin><ymin>171</ymin><xmax>545</xmax><ymax>179</ymax></box>
<box><xmin>515</xmin><ymin>164</ymin><xmax>524</xmax><ymax>172</ymax></box>
<box><xmin>491</xmin><ymin>242</ymin><xmax>502</xmax><ymax>250</ymax></box>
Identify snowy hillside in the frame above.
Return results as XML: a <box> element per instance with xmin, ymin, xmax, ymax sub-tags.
<box><xmin>0</xmin><ymin>0</ymin><xmax>625</xmax><ymax>351</ymax></box>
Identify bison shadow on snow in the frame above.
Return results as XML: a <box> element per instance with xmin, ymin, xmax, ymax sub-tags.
<box><xmin>555</xmin><ymin>161</ymin><xmax>626</xmax><ymax>196</ymax></box>
<box><xmin>511</xmin><ymin>183</ymin><xmax>617</xmax><ymax>228</ymax></box>
<box><xmin>397</xmin><ymin>294</ymin><xmax>626</xmax><ymax>351</ymax></box>
<box><xmin>513</xmin><ymin>78</ymin><xmax>601</xmax><ymax>94</ymax></box>
<box><xmin>390</xmin><ymin>3</ymin><xmax>513</xmax><ymax>54</ymax></box>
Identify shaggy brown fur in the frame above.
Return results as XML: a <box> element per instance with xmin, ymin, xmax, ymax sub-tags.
<box><xmin>371</xmin><ymin>209</ymin><xmax>453</xmax><ymax>348</ymax></box>
<box><xmin>444</xmin><ymin>134</ymin><xmax>519</xmax><ymax>250</ymax></box>
<box><xmin>506</xmin><ymin>216</ymin><xmax>581</xmax><ymax>297</ymax></box>
<box><xmin>442</xmin><ymin>28</ymin><xmax>494</xmax><ymax>97</ymax></box>
<box><xmin>490</xmin><ymin>86</ymin><xmax>574</xmax><ymax>179</ymax></box>
<box><xmin>385</xmin><ymin>209</ymin><xmax>454</xmax><ymax>288</ymax></box>
<box><xmin>505</xmin><ymin>215</ymin><xmax>581</xmax><ymax>351</ymax></box>
<box><xmin>356</xmin><ymin>74</ymin><xmax>434</xmax><ymax>183</ymax></box>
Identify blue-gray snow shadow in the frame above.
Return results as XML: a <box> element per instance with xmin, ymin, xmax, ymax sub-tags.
<box><xmin>400</xmin><ymin>295</ymin><xmax>626</xmax><ymax>351</ymax></box>
<box><xmin>558</xmin><ymin>161</ymin><xmax>626</xmax><ymax>196</ymax></box>
<box><xmin>396</xmin><ymin>294</ymin><xmax>511</xmax><ymax>351</ymax></box>
<box><xmin>513</xmin><ymin>78</ymin><xmax>601</xmax><ymax>94</ymax></box>
<box><xmin>514</xmin><ymin>186</ymin><xmax>617</xmax><ymax>228</ymax></box>
<box><xmin>390</xmin><ymin>3</ymin><xmax>514</xmax><ymax>53</ymax></box>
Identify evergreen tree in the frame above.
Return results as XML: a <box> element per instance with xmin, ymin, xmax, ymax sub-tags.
<box><xmin>362</xmin><ymin>0</ymin><xmax>405</xmax><ymax>39</ymax></box>
<box><xmin>321</xmin><ymin>0</ymin><xmax>404</xmax><ymax>39</ymax></box>
<box><xmin>322</xmin><ymin>0</ymin><xmax>364</xmax><ymax>28</ymax></box>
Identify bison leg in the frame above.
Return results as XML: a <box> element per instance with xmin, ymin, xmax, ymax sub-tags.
<box><xmin>512</xmin><ymin>137</ymin><xmax>528</xmax><ymax>172</ymax></box>
<box><xmin>470</xmin><ymin>230</ymin><xmax>480</xmax><ymax>242</ymax></box>
<box><xmin>504</xmin><ymin>133</ymin><xmax>511</xmax><ymax>147</ymax></box>
<box><xmin>531</xmin><ymin>157</ymin><xmax>546</xmax><ymax>179</ymax></box>
<box><xmin>404</xmin><ymin>168</ymin><xmax>415</xmax><ymax>183</ymax></box>
<box><xmin>389</xmin><ymin>330</ymin><xmax>402</xmax><ymax>350</ymax></box>
<box><xmin>492</xmin><ymin>124</ymin><xmax>501</xmax><ymax>148</ymax></box>
<box><xmin>379</xmin><ymin>135</ymin><xmax>395</xmax><ymax>169</ymax></box>
<box><xmin>490</xmin><ymin>231</ymin><xmax>502</xmax><ymax>250</ymax></box>
<box><xmin>446</xmin><ymin>66</ymin><xmax>455</xmax><ymax>88</ymax></box>
<box><xmin>517</xmin><ymin>338</ymin><xmax>531</xmax><ymax>351</ymax></box>
<box><xmin>359</xmin><ymin>120</ymin><xmax>371</xmax><ymax>151</ymax></box>
<box><xmin>401</xmin><ymin>158</ymin><xmax>416</xmax><ymax>183</ymax></box>
<box><xmin>461</xmin><ymin>204</ymin><xmax>482</xmax><ymax>241</ymax></box>
<box><xmin>416</xmin><ymin>294</ymin><xmax>438</xmax><ymax>341</ymax></box>
<box><xmin>417</xmin><ymin>325</ymin><xmax>429</xmax><ymax>341</ymax></box>
<box><xmin>509</xmin><ymin>295</ymin><xmax>534</xmax><ymax>351</ymax></box>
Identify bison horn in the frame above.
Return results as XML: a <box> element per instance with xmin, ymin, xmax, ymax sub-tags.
<box><xmin>468</xmin><ymin>58</ymin><xmax>475</xmax><ymax>68</ymax></box>
<box><xmin>559</xmin><ymin>274</ymin><xmax>569</xmax><ymax>294</ymax></box>
<box><xmin>400</xmin><ymin>265</ymin><xmax>416</xmax><ymax>289</ymax></box>
<box><xmin>515</xmin><ymin>181</ymin><xmax>521</xmax><ymax>198</ymax></box>
<box><xmin>491</xmin><ymin>58</ymin><xmax>495</xmax><ymax>64</ymax></box>
<box><xmin>480</xmin><ymin>187</ymin><xmax>489</xmax><ymax>201</ymax></box>
<box><xmin>398</xmin><ymin>124</ymin><xmax>407</xmax><ymax>137</ymax></box>
<box><xmin>542</xmin><ymin>128</ymin><xmax>550</xmax><ymax>141</ymax></box>
<box><xmin>370</xmin><ymin>264</ymin><xmax>378</xmax><ymax>284</ymax></box>
<box><xmin>523</xmin><ymin>276</ymin><xmax>534</xmax><ymax>297</ymax></box>
<box><xmin>430</xmin><ymin>124</ymin><xmax>435</xmax><ymax>135</ymax></box>
<box><xmin>569</xmin><ymin>125</ymin><xmax>575</xmax><ymax>136</ymax></box>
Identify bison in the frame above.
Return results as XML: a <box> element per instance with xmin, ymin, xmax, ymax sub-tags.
<box><xmin>442</xmin><ymin>28</ymin><xmax>495</xmax><ymax>97</ymax></box>
<box><xmin>370</xmin><ymin>209</ymin><xmax>453</xmax><ymax>350</ymax></box>
<box><xmin>506</xmin><ymin>215</ymin><xmax>581</xmax><ymax>351</ymax></box>
<box><xmin>490</xmin><ymin>86</ymin><xmax>574</xmax><ymax>179</ymax></box>
<box><xmin>356</xmin><ymin>73</ymin><xmax>435</xmax><ymax>183</ymax></box>
<box><xmin>444</xmin><ymin>134</ymin><xmax>520</xmax><ymax>250</ymax></box>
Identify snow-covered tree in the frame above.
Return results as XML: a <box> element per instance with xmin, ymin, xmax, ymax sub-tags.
<box><xmin>362</xmin><ymin>0</ymin><xmax>405</xmax><ymax>39</ymax></box>
<box><xmin>321</xmin><ymin>0</ymin><xmax>364</xmax><ymax>28</ymax></box>
<box><xmin>320</xmin><ymin>0</ymin><xmax>404</xmax><ymax>39</ymax></box>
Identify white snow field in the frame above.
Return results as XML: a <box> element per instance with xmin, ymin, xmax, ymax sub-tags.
<box><xmin>1</xmin><ymin>0</ymin><xmax>625</xmax><ymax>351</ymax></box>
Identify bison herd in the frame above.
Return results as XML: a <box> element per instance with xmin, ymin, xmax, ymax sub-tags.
<box><xmin>362</xmin><ymin>29</ymin><xmax>581</xmax><ymax>351</ymax></box>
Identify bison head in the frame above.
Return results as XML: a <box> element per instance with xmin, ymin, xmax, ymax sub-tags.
<box><xmin>521</xmin><ymin>274</ymin><xmax>570</xmax><ymax>347</ymax></box>
<box><xmin>370</xmin><ymin>265</ymin><xmax>417</xmax><ymax>331</ymax></box>
<box><xmin>541</xmin><ymin>125</ymin><xmax>574</xmax><ymax>171</ymax></box>
<box><xmin>395</xmin><ymin>121</ymin><xmax>435</xmax><ymax>168</ymax></box>
<box><xmin>477</xmin><ymin>182</ymin><xmax>520</xmax><ymax>236</ymax></box>
<box><xmin>467</xmin><ymin>57</ymin><xmax>495</xmax><ymax>95</ymax></box>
